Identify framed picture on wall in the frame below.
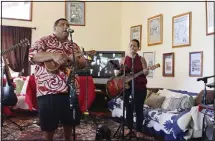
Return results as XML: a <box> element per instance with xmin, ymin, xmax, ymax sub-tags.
<box><xmin>172</xmin><ymin>12</ymin><xmax>192</xmax><ymax>48</ymax></box>
<box><xmin>2</xmin><ymin>0</ymin><xmax>33</xmax><ymax>21</ymax></box>
<box><xmin>206</xmin><ymin>0</ymin><xmax>214</xmax><ymax>35</ymax></box>
<box><xmin>130</xmin><ymin>25</ymin><xmax>142</xmax><ymax>50</ymax></box>
<box><xmin>143</xmin><ymin>52</ymin><xmax>155</xmax><ymax>77</ymax></box>
<box><xmin>147</xmin><ymin>14</ymin><xmax>163</xmax><ymax>46</ymax></box>
<box><xmin>65</xmin><ymin>1</ymin><xmax>85</xmax><ymax>26</ymax></box>
<box><xmin>163</xmin><ymin>52</ymin><xmax>174</xmax><ymax>77</ymax></box>
<box><xmin>189</xmin><ymin>51</ymin><xmax>203</xmax><ymax>77</ymax></box>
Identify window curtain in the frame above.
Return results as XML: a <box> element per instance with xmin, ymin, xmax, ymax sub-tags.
<box><xmin>2</xmin><ymin>26</ymin><xmax>32</xmax><ymax>76</ymax></box>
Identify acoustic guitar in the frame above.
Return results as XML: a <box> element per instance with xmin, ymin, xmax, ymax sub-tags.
<box><xmin>1</xmin><ymin>38</ymin><xmax>30</xmax><ymax>56</ymax></box>
<box><xmin>106</xmin><ymin>63</ymin><xmax>160</xmax><ymax>99</ymax></box>
<box><xmin>44</xmin><ymin>50</ymin><xmax>96</xmax><ymax>73</ymax></box>
<box><xmin>1</xmin><ymin>39</ymin><xmax>30</xmax><ymax>106</ymax></box>
<box><xmin>2</xmin><ymin>56</ymin><xmax>17</xmax><ymax>106</ymax></box>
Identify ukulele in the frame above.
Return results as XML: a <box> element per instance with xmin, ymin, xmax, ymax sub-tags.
<box><xmin>106</xmin><ymin>63</ymin><xmax>160</xmax><ymax>99</ymax></box>
<box><xmin>44</xmin><ymin>50</ymin><xmax>96</xmax><ymax>73</ymax></box>
<box><xmin>1</xmin><ymin>39</ymin><xmax>30</xmax><ymax>106</ymax></box>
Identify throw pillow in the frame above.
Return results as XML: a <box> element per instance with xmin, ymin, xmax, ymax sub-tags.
<box><xmin>144</xmin><ymin>90</ymin><xmax>153</xmax><ymax>104</ymax></box>
<box><xmin>167</xmin><ymin>96</ymin><xmax>186</xmax><ymax>111</ymax></box>
<box><xmin>161</xmin><ymin>97</ymin><xmax>172</xmax><ymax>109</ymax></box>
<box><xmin>180</xmin><ymin>96</ymin><xmax>195</xmax><ymax>109</ymax></box>
<box><xmin>145</xmin><ymin>94</ymin><xmax>165</xmax><ymax>109</ymax></box>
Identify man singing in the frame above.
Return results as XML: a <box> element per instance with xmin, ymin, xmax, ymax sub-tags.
<box><xmin>29</xmin><ymin>18</ymin><xmax>86</xmax><ymax>140</ymax></box>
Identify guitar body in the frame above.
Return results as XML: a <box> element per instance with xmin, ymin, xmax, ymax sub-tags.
<box><xmin>44</xmin><ymin>60</ymin><xmax>61</xmax><ymax>72</ymax></box>
<box><xmin>3</xmin><ymin>83</ymin><xmax>17</xmax><ymax>106</ymax></box>
<box><xmin>106</xmin><ymin>63</ymin><xmax>160</xmax><ymax>99</ymax></box>
<box><xmin>1</xmin><ymin>39</ymin><xmax>29</xmax><ymax>106</ymax></box>
<box><xmin>2</xmin><ymin>59</ymin><xmax>17</xmax><ymax>106</ymax></box>
<box><xmin>106</xmin><ymin>76</ymin><xmax>124</xmax><ymax>99</ymax></box>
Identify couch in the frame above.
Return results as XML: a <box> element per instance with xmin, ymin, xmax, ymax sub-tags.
<box><xmin>108</xmin><ymin>88</ymin><xmax>214</xmax><ymax>140</ymax></box>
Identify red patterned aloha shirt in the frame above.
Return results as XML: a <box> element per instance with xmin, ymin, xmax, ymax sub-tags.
<box><xmin>29</xmin><ymin>34</ymin><xmax>81</xmax><ymax>97</ymax></box>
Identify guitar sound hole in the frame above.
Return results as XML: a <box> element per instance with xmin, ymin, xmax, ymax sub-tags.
<box><xmin>51</xmin><ymin>61</ymin><xmax>56</xmax><ymax>66</ymax></box>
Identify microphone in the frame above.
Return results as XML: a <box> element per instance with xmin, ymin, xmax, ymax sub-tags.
<box><xmin>67</xmin><ymin>28</ymin><xmax>74</xmax><ymax>33</ymax></box>
<box><xmin>197</xmin><ymin>75</ymin><xmax>215</xmax><ymax>81</ymax></box>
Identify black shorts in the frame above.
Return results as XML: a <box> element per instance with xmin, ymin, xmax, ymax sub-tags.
<box><xmin>37</xmin><ymin>94</ymin><xmax>75</xmax><ymax>132</ymax></box>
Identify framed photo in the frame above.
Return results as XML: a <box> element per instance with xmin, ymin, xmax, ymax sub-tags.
<box><xmin>163</xmin><ymin>52</ymin><xmax>174</xmax><ymax>77</ymax></box>
<box><xmin>172</xmin><ymin>12</ymin><xmax>192</xmax><ymax>48</ymax></box>
<box><xmin>65</xmin><ymin>1</ymin><xmax>85</xmax><ymax>26</ymax></box>
<box><xmin>143</xmin><ymin>52</ymin><xmax>155</xmax><ymax>77</ymax></box>
<box><xmin>206</xmin><ymin>0</ymin><xmax>214</xmax><ymax>35</ymax></box>
<box><xmin>147</xmin><ymin>14</ymin><xmax>163</xmax><ymax>46</ymax></box>
<box><xmin>189</xmin><ymin>51</ymin><xmax>203</xmax><ymax>77</ymax></box>
<box><xmin>2</xmin><ymin>1</ymin><xmax>32</xmax><ymax>21</ymax></box>
<box><xmin>130</xmin><ymin>25</ymin><xmax>142</xmax><ymax>50</ymax></box>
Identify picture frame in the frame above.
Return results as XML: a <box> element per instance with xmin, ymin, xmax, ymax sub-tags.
<box><xmin>206</xmin><ymin>0</ymin><xmax>214</xmax><ymax>35</ymax></box>
<box><xmin>189</xmin><ymin>51</ymin><xmax>203</xmax><ymax>77</ymax></box>
<box><xmin>2</xmin><ymin>1</ymin><xmax>33</xmax><ymax>21</ymax></box>
<box><xmin>130</xmin><ymin>25</ymin><xmax>142</xmax><ymax>50</ymax></box>
<box><xmin>163</xmin><ymin>52</ymin><xmax>174</xmax><ymax>77</ymax></box>
<box><xmin>147</xmin><ymin>14</ymin><xmax>163</xmax><ymax>46</ymax></box>
<box><xmin>143</xmin><ymin>52</ymin><xmax>155</xmax><ymax>77</ymax></box>
<box><xmin>65</xmin><ymin>1</ymin><xmax>86</xmax><ymax>26</ymax></box>
<box><xmin>172</xmin><ymin>12</ymin><xmax>192</xmax><ymax>48</ymax></box>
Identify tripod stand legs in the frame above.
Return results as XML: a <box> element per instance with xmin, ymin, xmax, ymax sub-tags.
<box><xmin>82</xmin><ymin>112</ymin><xmax>98</xmax><ymax>126</ymax></box>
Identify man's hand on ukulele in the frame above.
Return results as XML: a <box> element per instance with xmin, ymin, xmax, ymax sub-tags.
<box><xmin>53</xmin><ymin>53</ymin><xmax>69</xmax><ymax>65</ymax></box>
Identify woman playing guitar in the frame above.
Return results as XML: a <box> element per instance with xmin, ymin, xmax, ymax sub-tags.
<box><xmin>119</xmin><ymin>39</ymin><xmax>149</xmax><ymax>138</ymax></box>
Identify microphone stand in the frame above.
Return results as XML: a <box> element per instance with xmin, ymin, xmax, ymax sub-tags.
<box><xmin>125</xmin><ymin>53</ymin><xmax>137</xmax><ymax>139</ymax></box>
<box><xmin>196</xmin><ymin>75</ymin><xmax>215</xmax><ymax>140</ymax></box>
<box><xmin>67</xmin><ymin>31</ymin><xmax>81</xmax><ymax>141</ymax></box>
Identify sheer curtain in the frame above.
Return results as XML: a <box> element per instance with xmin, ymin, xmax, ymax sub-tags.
<box><xmin>2</xmin><ymin>26</ymin><xmax>32</xmax><ymax>76</ymax></box>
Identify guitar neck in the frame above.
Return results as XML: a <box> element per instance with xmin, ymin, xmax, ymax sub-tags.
<box><xmin>1</xmin><ymin>44</ymin><xmax>19</xmax><ymax>56</ymax></box>
<box><xmin>2</xmin><ymin>56</ymin><xmax>13</xmax><ymax>86</ymax></box>
<box><xmin>125</xmin><ymin>71</ymin><xmax>144</xmax><ymax>83</ymax></box>
<box><xmin>125</xmin><ymin>64</ymin><xmax>160</xmax><ymax>83</ymax></box>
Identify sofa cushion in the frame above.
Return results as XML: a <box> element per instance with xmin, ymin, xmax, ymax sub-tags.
<box><xmin>144</xmin><ymin>90</ymin><xmax>153</xmax><ymax>103</ymax></box>
<box><xmin>145</xmin><ymin>93</ymin><xmax>165</xmax><ymax>108</ymax></box>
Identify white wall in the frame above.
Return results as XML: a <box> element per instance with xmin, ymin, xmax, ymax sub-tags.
<box><xmin>2</xmin><ymin>1</ymin><xmax>122</xmax><ymax>50</ymax></box>
<box><xmin>120</xmin><ymin>2</ymin><xmax>214</xmax><ymax>93</ymax></box>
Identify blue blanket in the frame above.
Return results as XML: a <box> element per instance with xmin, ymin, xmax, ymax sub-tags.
<box><xmin>108</xmin><ymin>98</ymin><xmax>193</xmax><ymax>140</ymax></box>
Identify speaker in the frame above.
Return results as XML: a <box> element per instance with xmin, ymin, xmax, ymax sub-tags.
<box><xmin>95</xmin><ymin>124</ymin><xmax>111</xmax><ymax>140</ymax></box>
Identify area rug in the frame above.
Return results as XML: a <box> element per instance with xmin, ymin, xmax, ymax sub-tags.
<box><xmin>2</xmin><ymin>115</ymin><xmax>157</xmax><ymax>140</ymax></box>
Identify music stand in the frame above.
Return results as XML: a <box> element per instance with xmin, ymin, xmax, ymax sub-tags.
<box><xmin>110</xmin><ymin>58</ymin><xmax>137</xmax><ymax>140</ymax></box>
<box><xmin>111</xmin><ymin>63</ymin><xmax>127</xmax><ymax>140</ymax></box>
<box><xmin>81</xmin><ymin>50</ymin><xmax>97</xmax><ymax>126</ymax></box>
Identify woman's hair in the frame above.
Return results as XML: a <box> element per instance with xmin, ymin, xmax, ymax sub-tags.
<box><xmin>130</xmin><ymin>39</ymin><xmax>140</xmax><ymax>48</ymax></box>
